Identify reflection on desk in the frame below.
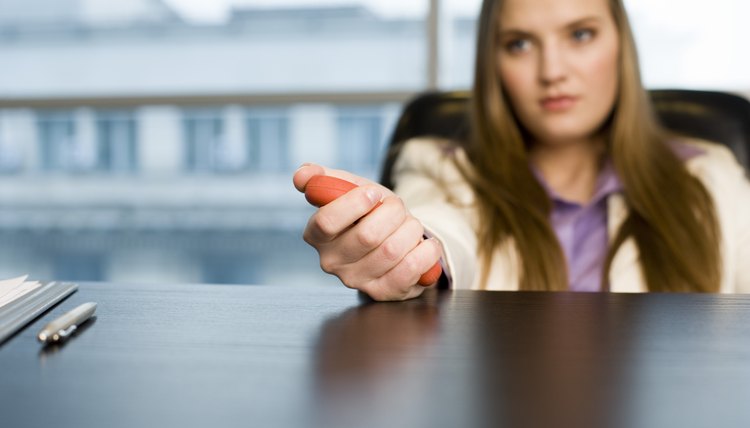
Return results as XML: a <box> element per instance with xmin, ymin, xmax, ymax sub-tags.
<box><xmin>314</xmin><ymin>291</ymin><xmax>446</xmax><ymax>428</ymax></box>
<box><xmin>1</xmin><ymin>282</ymin><xmax>750</xmax><ymax>428</ymax></box>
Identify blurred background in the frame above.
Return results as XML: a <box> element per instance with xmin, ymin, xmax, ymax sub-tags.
<box><xmin>0</xmin><ymin>0</ymin><xmax>748</xmax><ymax>286</ymax></box>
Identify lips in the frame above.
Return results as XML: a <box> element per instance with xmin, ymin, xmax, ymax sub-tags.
<box><xmin>540</xmin><ymin>95</ymin><xmax>578</xmax><ymax>112</ymax></box>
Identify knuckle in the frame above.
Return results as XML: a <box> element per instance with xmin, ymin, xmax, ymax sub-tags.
<box><xmin>337</xmin><ymin>274</ymin><xmax>358</xmax><ymax>290</ymax></box>
<box><xmin>364</xmin><ymin>285</ymin><xmax>392</xmax><ymax>302</ymax></box>
<box><xmin>376</xmin><ymin>284</ymin><xmax>411</xmax><ymax>302</ymax></box>
<box><xmin>334</xmin><ymin>267</ymin><xmax>371</xmax><ymax>292</ymax></box>
<box><xmin>386</xmin><ymin>198</ymin><xmax>408</xmax><ymax>219</ymax></box>
<box><xmin>380</xmin><ymin>237</ymin><xmax>403</xmax><ymax>263</ymax></box>
<box><xmin>311</xmin><ymin>213</ymin><xmax>338</xmax><ymax>237</ymax></box>
<box><xmin>345</xmin><ymin>276</ymin><xmax>377</xmax><ymax>295</ymax></box>
<box><xmin>396</xmin><ymin>288</ymin><xmax>413</xmax><ymax>301</ymax></box>
<box><xmin>356</xmin><ymin>225</ymin><xmax>381</xmax><ymax>249</ymax></box>
<box><xmin>302</xmin><ymin>228</ymin><xmax>317</xmax><ymax>246</ymax></box>
<box><xmin>386</xmin><ymin>194</ymin><xmax>405</xmax><ymax>209</ymax></box>
<box><xmin>319</xmin><ymin>254</ymin><xmax>337</xmax><ymax>274</ymax></box>
<box><xmin>400</xmin><ymin>252</ymin><xmax>422</xmax><ymax>280</ymax></box>
<box><xmin>359</xmin><ymin>188</ymin><xmax>378</xmax><ymax>207</ymax></box>
<box><xmin>407</xmin><ymin>216</ymin><xmax>425</xmax><ymax>237</ymax></box>
<box><xmin>364</xmin><ymin>288</ymin><xmax>385</xmax><ymax>301</ymax></box>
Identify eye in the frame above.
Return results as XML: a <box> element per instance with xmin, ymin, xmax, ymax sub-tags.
<box><xmin>505</xmin><ymin>38</ymin><xmax>532</xmax><ymax>54</ymax></box>
<box><xmin>572</xmin><ymin>28</ymin><xmax>595</xmax><ymax>43</ymax></box>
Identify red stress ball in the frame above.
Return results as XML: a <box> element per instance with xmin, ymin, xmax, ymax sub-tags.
<box><xmin>304</xmin><ymin>175</ymin><xmax>442</xmax><ymax>286</ymax></box>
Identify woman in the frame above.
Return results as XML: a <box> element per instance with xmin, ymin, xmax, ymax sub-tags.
<box><xmin>293</xmin><ymin>0</ymin><xmax>750</xmax><ymax>301</ymax></box>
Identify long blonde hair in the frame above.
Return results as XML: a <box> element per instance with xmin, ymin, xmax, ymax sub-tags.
<box><xmin>464</xmin><ymin>0</ymin><xmax>721</xmax><ymax>291</ymax></box>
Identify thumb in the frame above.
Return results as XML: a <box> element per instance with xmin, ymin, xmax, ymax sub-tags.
<box><xmin>293</xmin><ymin>163</ymin><xmax>326</xmax><ymax>192</ymax></box>
<box><xmin>293</xmin><ymin>164</ymin><xmax>388</xmax><ymax>193</ymax></box>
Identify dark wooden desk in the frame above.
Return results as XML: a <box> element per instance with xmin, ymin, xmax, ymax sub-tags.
<box><xmin>1</xmin><ymin>282</ymin><xmax>750</xmax><ymax>428</ymax></box>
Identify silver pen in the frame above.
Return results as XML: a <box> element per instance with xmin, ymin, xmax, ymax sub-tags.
<box><xmin>37</xmin><ymin>302</ymin><xmax>97</xmax><ymax>343</ymax></box>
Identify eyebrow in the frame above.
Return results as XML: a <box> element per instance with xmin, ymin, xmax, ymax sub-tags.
<box><xmin>499</xmin><ymin>16</ymin><xmax>603</xmax><ymax>38</ymax></box>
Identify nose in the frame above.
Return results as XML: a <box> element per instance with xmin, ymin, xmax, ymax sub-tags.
<box><xmin>539</xmin><ymin>42</ymin><xmax>567</xmax><ymax>86</ymax></box>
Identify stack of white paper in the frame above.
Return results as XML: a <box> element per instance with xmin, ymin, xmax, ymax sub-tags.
<box><xmin>0</xmin><ymin>275</ymin><xmax>78</xmax><ymax>345</ymax></box>
<box><xmin>0</xmin><ymin>275</ymin><xmax>42</xmax><ymax>309</ymax></box>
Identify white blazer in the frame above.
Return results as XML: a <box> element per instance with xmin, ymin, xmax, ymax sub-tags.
<box><xmin>391</xmin><ymin>138</ymin><xmax>750</xmax><ymax>293</ymax></box>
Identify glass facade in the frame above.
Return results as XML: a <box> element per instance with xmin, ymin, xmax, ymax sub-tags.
<box><xmin>96</xmin><ymin>111</ymin><xmax>138</xmax><ymax>173</ymax></box>
<box><xmin>38</xmin><ymin>112</ymin><xmax>81</xmax><ymax>172</ymax></box>
<box><xmin>247</xmin><ymin>109</ymin><xmax>290</xmax><ymax>173</ymax></box>
<box><xmin>183</xmin><ymin>110</ymin><xmax>229</xmax><ymax>173</ymax></box>
<box><xmin>336</xmin><ymin>107</ymin><xmax>385</xmax><ymax>172</ymax></box>
<box><xmin>0</xmin><ymin>119</ymin><xmax>22</xmax><ymax>173</ymax></box>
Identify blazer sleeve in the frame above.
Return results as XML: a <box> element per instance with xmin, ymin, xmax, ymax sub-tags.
<box><xmin>718</xmin><ymin>149</ymin><xmax>750</xmax><ymax>292</ymax></box>
<box><xmin>687</xmin><ymin>141</ymin><xmax>750</xmax><ymax>292</ymax></box>
<box><xmin>390</xmin><ymin>138</ymin><xmax>479</xmax><ymax>289</ymax></box>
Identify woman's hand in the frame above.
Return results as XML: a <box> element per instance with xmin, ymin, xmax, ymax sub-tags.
<box><xmin>293</xmin><ymin>163</ymin><xmax>443</xmax><ymax>301</ymax></box>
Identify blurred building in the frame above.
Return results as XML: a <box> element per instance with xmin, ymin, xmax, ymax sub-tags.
<box><xmin>0</xmin><ymin>0</ymin><xmax>476</xmax><ymax>285</ymax></box>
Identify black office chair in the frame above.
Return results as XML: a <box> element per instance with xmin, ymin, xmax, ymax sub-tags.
<box><xmin>379</xmin><ymin>89</ymin><xmax>750</xmax><ymax>189</ymax></box>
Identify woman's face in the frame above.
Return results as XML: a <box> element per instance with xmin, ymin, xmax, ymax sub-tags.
<box><xmin>496</xmin><ymin>0</ymin><xmax>620</xmax><ymax>146</ymax></box>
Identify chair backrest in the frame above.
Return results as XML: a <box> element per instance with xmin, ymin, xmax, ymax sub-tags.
<box><xmin>379</xmin><ymin>89</ymin><xmax>750</xmax><ymax>189</ymax></box>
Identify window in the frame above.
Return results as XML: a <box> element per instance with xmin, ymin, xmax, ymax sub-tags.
<box><xmin>96</xmin><ymin>111</ymin><xmax>138</xmax><ymax>173</ymax></box>
<box><xmin>0</xmin><ymin>117</ymin><xmax>23</xmax><ymax>174</ymax></box>
<box><xmin>437</xmin><ymin>0</ymin><xmax>481</xmax><ymax>89</ymax></box>
<box><xmin>37</xmin><ymin>111</ymin><xmax>88</xmax><ymax>172</ymax></box>
<box><xmin>183</xmin><ymin>109</ymin><xmax>235</xmax><ymax>173</ymax></box>
<box><xmin>336</xmin><ymin>107</ymin><xmax>385</xmax><ymax>173</ymax></box>
<box><xmin>247</xmin><ymin>109</ymin><xmax>290</xmax><ymax>173</ymax></box>
<box><xmin>38</xmin><ymin>110</ymin><xmax>137</xmax><ymax>173</ymax></box>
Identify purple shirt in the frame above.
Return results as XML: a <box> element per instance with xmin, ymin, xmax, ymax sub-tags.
<box><xmin>536</xmin><ymin>143</ymin><xmax>703</xmax><ymax>292</ymax></box>
<box><xmin>536</xmin><ymin>162</ymin><xmax>622</xmax><ymax>292</ymax></box>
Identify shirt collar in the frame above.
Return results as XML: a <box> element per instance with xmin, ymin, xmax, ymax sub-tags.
<box><xmin>532</xmin><ymin>159</ymin><xmax>623</xmax><ymax>208</ymax></box>
<box><xmin>529</xmin><ymin>140</ymin><xmax>704</xmax><ymax>208</ymax></box>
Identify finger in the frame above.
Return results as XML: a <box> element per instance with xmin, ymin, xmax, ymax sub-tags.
<box><xmin>293</xmin><ymin>163</ymin><xmax>325</xmax><ymax>192</ymax></box>
<box><xmin>366</xmin><ymin>237</ymin><xmax>443</xmax><ymax>298</ymax></box>
<box><xmin>317</xmin><ymin>167</ymin><xmax>382</xmax><ymax>188</ymax></box>
<box><xmin>303</xmin><ymin>185</ymin><xmax>383</xmax><ymax>244</ymax></box>
<box><xmin>332</xmin><ymin>195</ymin><xmax>409</xmax><ymax>263</ymax></box>
<box><xmin>355</xmin><ymin>215</ymin><xmax>424</xmax><ymax>278</ymax></box>
<box><xmin>361</xmin><ymin>279</ymin><xmax>427</xmax><ymax>302</ymax></box>
<box><xmin>293</xmin><ymin>163</ymin><xmax>390</xmax><ymax>193</ymax></box>
<box><xmin>330</xmin><ymin>214</ymin><xmax>420</xmax><ymax>286</ymax></box>
<box><xmin>307</xmin><ymin>196</ymin><xmax>411</xmax><ymax>291</ymax></box>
